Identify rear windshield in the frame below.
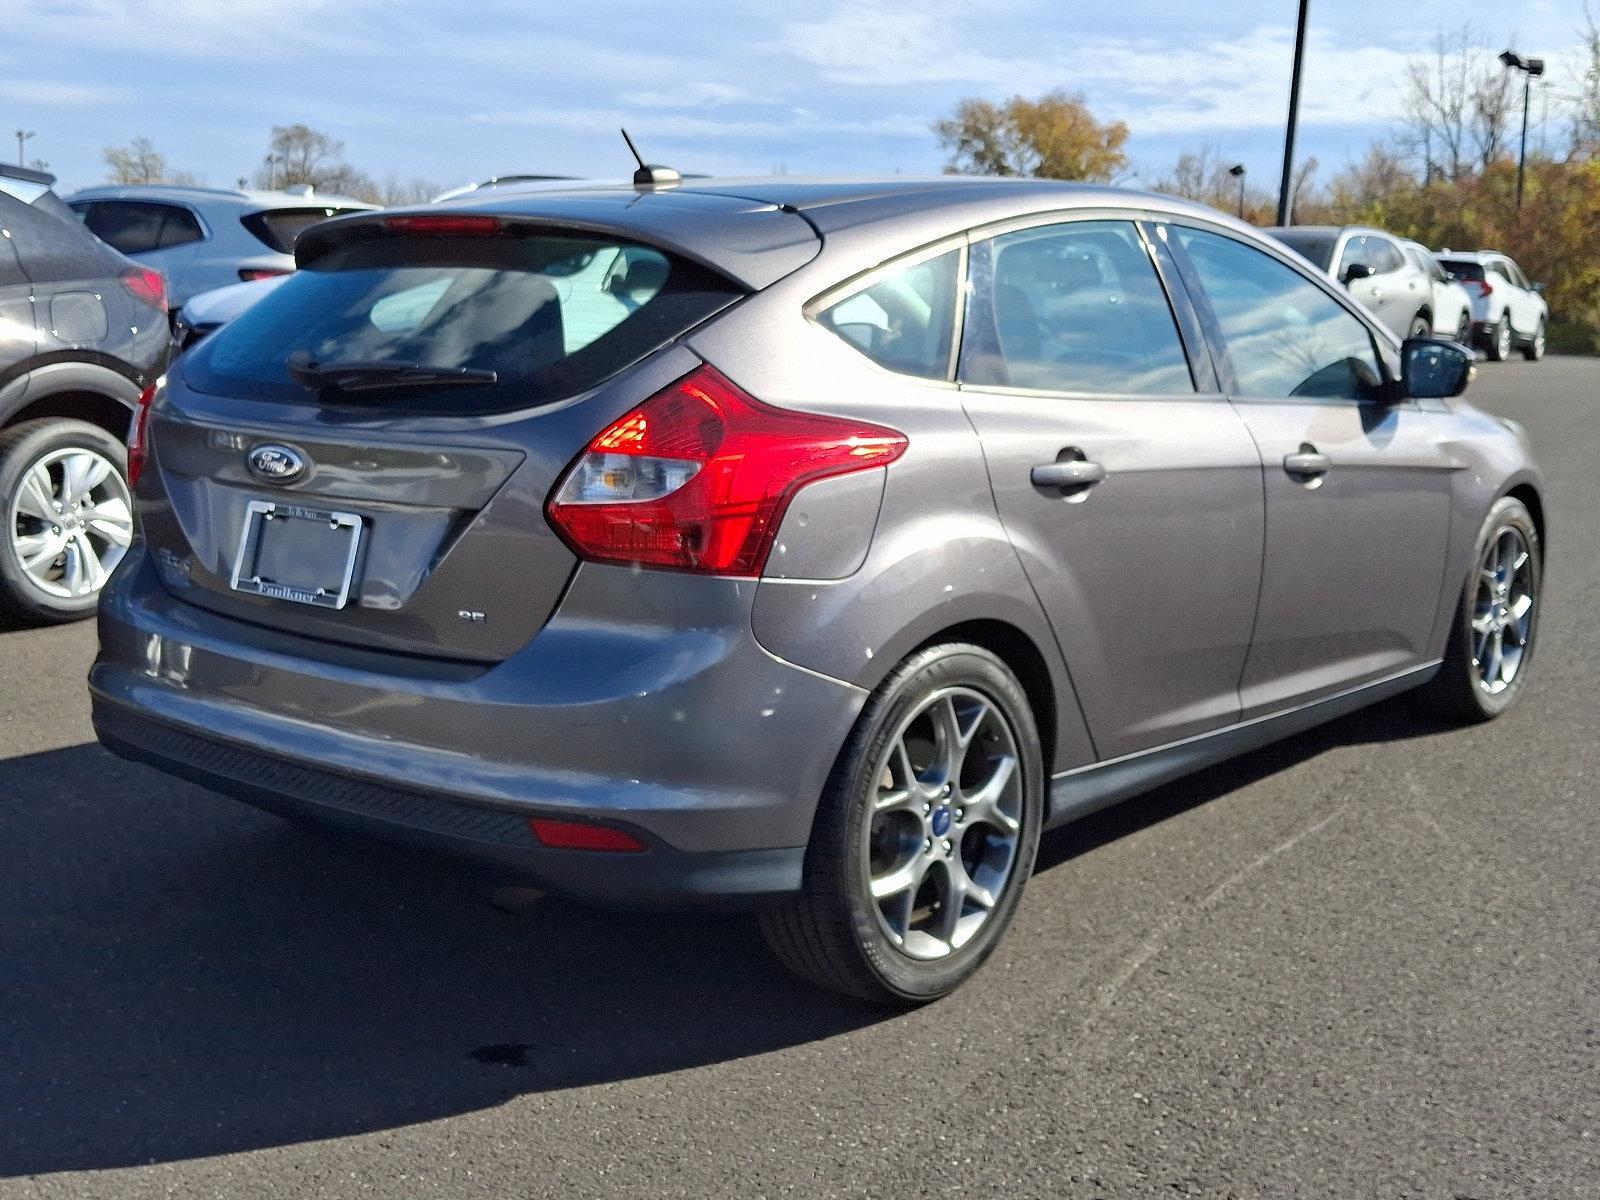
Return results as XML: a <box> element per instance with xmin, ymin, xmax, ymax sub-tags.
<box><xmin>1270</xmin><ymin>231</ymin><xmax>1336</xmax><ymax>271</ymax></box>
<box><xmin>183</xmin><ymin>230</ymin><xmax>743</xmax><ymax>412</ymax></box>
<box><xmin>1439</xmin><ymin>260</ymin><xmax>1485</xmax><ymax>283</ymax></box>
<box><xmin>240</xmin><ymin>207</ymin><xmax>369</xmax><ymax>254</ymax></box>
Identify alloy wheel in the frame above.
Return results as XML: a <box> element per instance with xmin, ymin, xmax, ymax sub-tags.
<box><xmin>7</xmin><ymin>446</ymin><xmax>132</xmax><ymax>600</ymax></box>
<box><xmin>862</xmin><ymin>686</ymin><xmax>1024</xmax><ymax>961</ymax></box>
<box><xmin>1497</xmin><ymin>320</ymin><xmax>1512</xmax><ymax>360</ymax></box>
<box><xmin>1471</xmin><ymin>525</ymin><xmax>1536</xmax><ymax>695</ymax></box>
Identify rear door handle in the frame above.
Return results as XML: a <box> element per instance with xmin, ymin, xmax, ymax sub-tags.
<box><xmin>1283</xmin><ymin>447</ymin><xmax>1332</xmax><ymax>479</ymax></box>
<box><xmin>1031</xmin><ymin>459</ymin><xmax>1107</xmax><ymax>490</ymax></box>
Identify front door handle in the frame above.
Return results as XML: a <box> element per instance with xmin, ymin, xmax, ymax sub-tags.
<box><xmin>1283</xmin><ymin>446</ymin><xmax>1332</xmax><ymax>479</ymax></box>
<box><xmin>1031</xmin><ymin>458</ymin><xmax>1107</xmax><ymax>490</ymax></box>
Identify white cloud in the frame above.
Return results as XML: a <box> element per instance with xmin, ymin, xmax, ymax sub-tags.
<box><xmin>0</xmin><ymin>79</ymin><xmax>123</xmax><ymax>107</ymax></box>
<box><xmin>619</xmin><ymin>81</ymin><xmax>753</xmax><ymax>109</ymax></box>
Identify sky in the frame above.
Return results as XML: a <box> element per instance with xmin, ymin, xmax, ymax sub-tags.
<box><xmin>3</xmin><ymin>0</ymin><xmax>1593</xmax><ymax>198</ymax></box>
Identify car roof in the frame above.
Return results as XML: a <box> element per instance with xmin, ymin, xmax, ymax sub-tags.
<box><xmin>328</xmin><ymin>174</ymin><xmax>1240</xmax><ymax>289</ymax></box>
<box><xmin>1265</xmin><ymin>224</ymin><xmax>1388</xmax><ymax>239</ymax></box>
<box><xmin>66</xmin><ymin>183</ymin><xmax>378</xmax><ymax>211</ymax></box>
<box><xmin>1435</xmin><ymin>250</ymin><xmax>1512</xmax><ymax>263</ymax></box>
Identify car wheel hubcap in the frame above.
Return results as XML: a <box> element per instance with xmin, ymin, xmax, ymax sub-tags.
<box><xmin>1471</xmin><ymin>526</ymin><xmax>1535</xmax><ymax>696</ymax></box>
<box><xmin>7</xmin><ymin>447</ymin><xmax>132</xmax><ymax>600</ymax></box>
<box><xmin>1499</xmin><ymin>324</ymin><xmax>1511</xmax><ymax>356</ymax></box>
<box><xmin>862</xmin><ymin>686</ymin><xmax>1024</xmax><ymax>961</ymax></box>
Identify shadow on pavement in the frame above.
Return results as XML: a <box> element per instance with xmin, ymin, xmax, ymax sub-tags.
<box><xmin>0</xmin><ymin>694</ymin><xmax>1451</xmax><ymax>1176</ymax></box>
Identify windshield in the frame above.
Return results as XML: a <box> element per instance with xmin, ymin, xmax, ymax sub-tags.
<box><xmin>184</xmin><ymin>229</ymin><xmax>743</xmax><ymax>412</ymax></box>
<box><xmin>1270</xmin><ymin>231</ymin><xmax>1337</xmax><ymax>271</ymax></box>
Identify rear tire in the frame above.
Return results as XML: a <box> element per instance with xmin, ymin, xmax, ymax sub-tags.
<box><xmin>1408</xmin><ymin>313</ymin><xmax>1432</xmax><ymax>339</ymax></box>
<box><xmin>0</xmin><ymin>418</ymin><xmax>133</xmax><ymax>625</ymax></box>
<box><xmin>1521</xmin><ymin>319</ymin><xmax>1546</xmax><ymax>361</ymax></box>
<box><xmin>759</xmin><ymin>643</ymin><xmax>1044</xmax><ymax>1005</ymax></box>
<box><xmin>1486</xmin><ymin>315</ymin><xmax>1513</xmax><ymax>362</ymax></box>
<box><xmin>1454</xmin><ymin>311</ymin><xmax>1472</xmax><ymax>345</ymax></box>
<box><xmin>1413</xmin><ymin>497</ymin><xmax>1540</xmax><ymax>723</ymax></box>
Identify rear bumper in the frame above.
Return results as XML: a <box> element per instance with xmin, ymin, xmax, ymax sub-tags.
<box><xmin>91</xmin><ymin>551</ymin><xmax>866</xmax><ymax>904</ymax></box>
<box><xmin>93</xmin><ymin>700</ymin><xmax>803</xmax><ymax>906</ymax></box>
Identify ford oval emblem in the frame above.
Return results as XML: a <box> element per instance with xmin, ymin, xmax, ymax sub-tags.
<box><xmin>246</xmin><ymin>443</ymin><xmax>307</xmax><ymax>485</ymax></box>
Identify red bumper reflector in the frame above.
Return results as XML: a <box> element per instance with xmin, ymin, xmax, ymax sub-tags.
<box><xmin>529</xmin><ymin>817</ymin><xmax>648</xmax><ymax>853</ymax></box>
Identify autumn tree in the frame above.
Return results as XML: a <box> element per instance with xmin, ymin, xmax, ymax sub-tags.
<box><xmin>934</xmin><ymin>91</ymin><xmax>1128</xmax><ymax>182</ymax></box>
<box><xmin>1151</xmin><ymin>142</ymin><xmax>1271</xmax><ymax>218</ymax></box>
<box><xmin>104</xmin><ymin>136</ymin><xmax>166</xmax><ymax>184</ymax></box>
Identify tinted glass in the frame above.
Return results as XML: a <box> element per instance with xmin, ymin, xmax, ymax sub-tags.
<box><xmin>817</xmin><ymin>248</ymin><xmax>958</xmax><ymax>380</ymax></box>
<box><xmin>1440</xmin><ymin>259</ymin><xmax>1485</xmax><ymax>283</ymax></box>
<box><xmin>962</xmin><ymin>220</ymin><xmax>1192</xmax><ymax>395</ymax></box>
<box><xmin>184</xmin><ymin>231</ymin><xmax>742</xmax><ymax>412</ymax></box>
<box><xmin>1336</xmin><ymin>235</ymin><xmax>1371</xmax><ymax>277</ymax></box>
<box><xmin>1370</xmin><ymin>239</ymin><xmax>1405</xmax><ymax>273</ymax></box>
<box><xmin>158</xmin><ymin>205</ymin><xmax>203</xmax><ymax>249</ymax></box>
<box><xmin>241</xmin><ymin>207</ymin><xmax>367</xmax><ymax>254</ymax></box>
<box><xmin>82</xmin><ymin>201</ymin><xmax>168</xmax><ymax>254</ymax></box>
<box><xmin>1175</xmin><ymin>226</ymin><xmax>1382</xmax><ymax>402</ymax></box>
<box><xmin>1272</xmin><ymin>231</ymin><xmax>1336</xmax><ymax>271</ymax></box>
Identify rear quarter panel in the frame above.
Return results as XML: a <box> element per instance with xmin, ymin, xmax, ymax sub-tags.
<box><xmin>688</xmin><ymin>278</ymin><xmax>1097</xmax><ymax>774</ymax></box>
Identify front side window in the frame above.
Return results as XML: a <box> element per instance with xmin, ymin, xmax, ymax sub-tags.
<box><xmin>816</xmin><ymin>248</ymin><xmax>959</xmax><ymax>380</ymax></box>
<box><xmin>960</xmin><ymin>220</ymin><xmax>1193</xmax><ymax>395</ymax></box>
<box><xmin>1174</xmin><ymin>226</ymin><xmax>1383</xmax><ymax>403</ymax></box>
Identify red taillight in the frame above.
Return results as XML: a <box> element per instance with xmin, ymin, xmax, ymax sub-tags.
<box><xmin>529</xmin><ymin>817</ymin><xmax>648</xmax><ymax>853</ymax></box>
<box><xmin>1478</xmin><ymin>280</ymin><xmax>1494</xmax><ymax>297</ymax></box>
<box><xmin>239</xmin><ymin>267</ymin><xmax>292</xmax><ymax>282</ymax></box>
<box><xmin>127</xmin><ymin>381</ymin><xmax>158</xmax><ymax>486</ymax></box>
<box><xmin>383</xmin><ymin>214</ymin><xmax>505</xmax><ymax>236</ymax></box>
<box><xmin>121</xmin><ymin>267</ymin><xmax>166</xmax><ymax>312</ymax></box>
<box><xmin>546</xmin><ymin>365</ymin><xmax>907</xmax><ymax>576</ymax></box>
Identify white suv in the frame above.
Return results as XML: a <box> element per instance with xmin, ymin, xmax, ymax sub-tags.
<box><xmin>1436</xmin><ymin>250</ymin><xmax>1548</xmax><ymax>362</ymax></box>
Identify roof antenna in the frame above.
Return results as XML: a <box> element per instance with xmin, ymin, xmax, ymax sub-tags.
<box><xmin>620</xmin><ymin>128</ymin><xmax>681</xmax><ymax>190</ymax></box>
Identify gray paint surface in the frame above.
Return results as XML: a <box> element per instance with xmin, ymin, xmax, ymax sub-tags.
<box><xmin>92</xmin><ymin>176</ymin><xmax>1541</xmax><ymax>900</ymax></box>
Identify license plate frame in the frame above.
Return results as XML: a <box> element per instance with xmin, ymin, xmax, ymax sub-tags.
<box><xmin>229</xmin><ymin>500</ymin><xmax>365</xmax><ymax>610</ymax></box>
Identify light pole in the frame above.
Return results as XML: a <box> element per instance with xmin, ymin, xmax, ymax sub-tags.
<box><xmin>1499</xmin><ymin>50</ymin><xmax>1545</xmax><ymax>213</ymax></box>
<box><xmin>1276</xmin><ymin>0</ymin><xmax>1310</xmax><ymax>226</ymax></box>
<box><xmin>1229</xmin><ymin>163</ymin><xmax>1247</xmax><ymax>219</ymax></box>
<box><xmin>14</xmin><ymin>129</ymin><xmax>35</xmax><ymax>166</ymax></box>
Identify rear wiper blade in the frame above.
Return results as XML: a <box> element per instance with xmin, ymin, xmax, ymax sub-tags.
<box><xmin>286</xmin><ymin>353</ymin><xmax>497</xmax><ymax>392</ymax></box>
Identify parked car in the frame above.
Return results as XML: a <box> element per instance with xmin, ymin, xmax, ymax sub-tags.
<box><xmin>91</xmin><ymin>179</ymin><xmax>1543</xmax><ymax>1004</ymax></box>
<box><xmin>1435</xmin><ymin>250</ymin><xmax>1549</xmax><ymax>363</ymax></box>
<box><xmin>66</xmin><ymin>184</ymin><xmax>376</xmax><ymax>311</ymax></box>
<box><xmin>1400</xmin><ymin>239</ymin><xmax>1473</xmax><ymax>344</ymax></box>
<box><xmin>1266</xmin><ymin>225</ymin><xmax>1436</xmax><ymax>341</ymax></box>
<box><xmin>0</xmin><ymin>165</ymin><xmax>168</xmax><ymax>623</ymax></box>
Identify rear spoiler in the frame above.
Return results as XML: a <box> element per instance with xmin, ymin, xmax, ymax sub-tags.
<box><xmin>0</xmin><ymin>163</ymin><xmax>55</xmax><ymax>187</ymax></box>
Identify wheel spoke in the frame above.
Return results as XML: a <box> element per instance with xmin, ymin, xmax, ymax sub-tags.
<box><xmin>871</xmin><ymin>857</ymin><xmax>923</xmax><ymax>901</ymax></box>
<box><xmin>1507</xmin><ymin>593</ymin><xmax>1534</xmax><ymax>646</ymax></box>
<box><xmin>61</xmin><ymin>452</ymin><xmax>111</xmax><ymax>503</ymax></box>
<box><xmin>16</xmin><ymin>530</ymin><xmax>64</xmax><ymax>571</ymax></box>
<box><xmin>950</xmin><ymin>854</ymin><xmax>998</xmax><ymax>911</ymax></box>
<box><xmin>933</xmin><ymin>864</ymin><xmax>965</xmax><ymax>945</ymax></box>
<box><xmin>72</xmin><ymin>533</ymin><xmax>107</xmax><ymax>593</ymax></box>
<box><xmin>962</xmin><ymin>753</ymin><xmax>1019</xmax><ymax>834</ymax></box>
<box><xmin>1487</xmin><ymin>630</ymin><xmax>1505</xmax><ymax>686</ymax></box>
<box><xmin>84</xmin><ymin>496</ymin><xmax>133</xmax><ymax>547</ymax></box>
<box><xmin>17</xmin><ymin>467</ymin><xmax>56</xmax><ymax>523</ymax></box>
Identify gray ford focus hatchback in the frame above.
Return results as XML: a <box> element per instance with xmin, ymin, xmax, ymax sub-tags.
<box><xmin>91</xmin><ymin>177</ymin><xmax>1544</xmax><ymax>1003</ymax></box>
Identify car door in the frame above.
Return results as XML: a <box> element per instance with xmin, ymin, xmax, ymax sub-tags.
<box><xmin>1335</xmin><ymin>235</ymin><xmax>1388</xmax><ymax>329</ymax></box>
<box><xmin>1374</xmin><ymin>236</ymin><xmax>1426</xmax><ymax>335</ymax></box>
<box><xmin>1166</xmin><ymin>222</ymin><xmax>1454</xmax><ymax>718</ymax></box>
<box><xmin>1500</xmin><ymin>258</ymin><xmax>1541</xmax><ymax>334</ymax></box>
<box><xmin>957</xmin><ymin>215</ymin><xmax>1264</xmax><ymax>760</ymax></box>
<box><xmin>0</xmin><ymin>193</ymin><xmax>40</xmax><ymax>377</ymax></box>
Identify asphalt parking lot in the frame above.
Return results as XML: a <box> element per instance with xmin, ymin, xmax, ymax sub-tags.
<box><xmin>2</xmin><ymin>357</ymin><xmax>1597</xmax><ymax>1199</ymax></box>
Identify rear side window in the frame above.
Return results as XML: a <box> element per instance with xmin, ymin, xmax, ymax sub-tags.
<box><xmin>241</xmin><ymin>207</ymin><xmax>366</xmax><ymax>254</ymax></box>
<box><xmin>80</xmin><ymin>201</ymin><xmax>202</xmax><ymax>253</ymax></box>
<box><xmin>1440</xmin><ymin>260</ymin><xmax>1484</xmax><ymax>283</ymax></box>
<box><xmin>1272</xmin><ymin>232</ymin><xmax>1335</xmax><ymax>271</ymax></box>
<box><xmin>1174</xmin><ymin>226</ymin><xmax>1382</xmax><ymax>403</ymax></box>
<box><xmin>815</xmin><ymin>248</ymin><xmax>959</xmax><ymax>379</ymax></box>
<box><xmin>961</xmin><ymin>219</ymin><xmax>1193</xmax><ymax>395</ymax></box>
<box><xmin>183</xmin><ymin>229</ymin><xmax>743</xmax><ymax>411</ymax></box>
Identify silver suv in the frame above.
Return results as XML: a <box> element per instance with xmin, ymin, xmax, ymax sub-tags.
<box><xmin>91</xmin><ymin>180</ymin><xmax>1543</xmax><ymax>1003</ymax></box>
<box><xmin>67</xmin><ymin>184</ymin><xmax>376</xmax><ymax>310</ymax></box>
<box><xmin>1267</xmin><ymin>225</ymin><xmax>1436</xmax><ymax>341</ymax></box>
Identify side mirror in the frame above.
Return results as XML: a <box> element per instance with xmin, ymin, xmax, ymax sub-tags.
<box><xmin>1340</xmin><ymin>262</ymin><xmax>1376</xmax><ymax>286</ymax></box>
<box><xmin>1401</xmin><ymin>337</ymin><xmax>1473</xmax><ymax>400</ymax></box>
